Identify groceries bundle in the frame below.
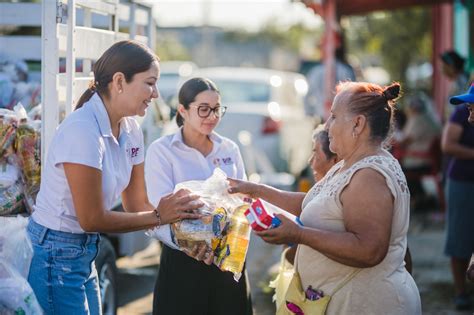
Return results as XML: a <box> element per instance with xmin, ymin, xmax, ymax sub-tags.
<box><xmin>147</xmin><ymin>169</ymin><xmax>251</xmax><ymax>281</ymax></box>
<box><xmin>0</xmin><ymin>103</ymin><xmax>40</xmax><ymax>216</ymax></box>
<box><xmin>0</xmin><ymin>216</ymin><xmax>42</xmax><ymax>314</ymax></box>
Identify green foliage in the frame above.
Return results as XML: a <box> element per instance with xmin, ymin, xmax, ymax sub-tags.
<box><xmin>155</xmin><ymin>35</ymin><xmax>191</xmax><ymax>61</ymax></box>
<box><xmin>223</xmin><ymin>22</ymin><xmax>322</xmax><ymax>53</ymax></box>
<box><xmin>346</xmin><ymin>7</ymin><xmax>432</xmax><ymax>88</ymax></box>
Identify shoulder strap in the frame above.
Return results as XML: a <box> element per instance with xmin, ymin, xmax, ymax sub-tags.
<box><xmin>330</xmin><ymin>269</ymin><xmax>361</xmax><ymax>296</ymax></box>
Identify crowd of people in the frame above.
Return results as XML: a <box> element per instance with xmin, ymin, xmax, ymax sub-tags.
<box><xmin>13</xmin><ymin>38</ymin><xmax>474</xmax><ymax>314</ymax></box>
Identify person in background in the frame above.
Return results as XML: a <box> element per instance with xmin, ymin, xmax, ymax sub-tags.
<box><xmin>230</xmin><ymin>81</ymin><xmax>421</xmax><ymax>314</ymax></box>
<box><xmin>442</xmin><ymin>83</ymin><xmax>474</xmax><ymax>310</ymax></box>
<box><xmin>145</xmin><ymin>77</ymin><xmax>252</xmax><ymax>315</ymax></box>
<box><xmin>304</xmin><ymin>31</ymin><xmax>356</xmax><ymax>120</ymax></box>
<box><xmin>285</xmin><ymin>126</ymin><xmax>340</xmax><ymax>263</ymax></box>
<box><xmin>397</xmin><ymin>95</ymin><xmax>441</xmax><ymax>209</ymax></box>
<box><xmin>27</xmin><ymin>40</ymin><xmax>202</xmax><ymax>314</ymax></box>
<box><xmin>440</xmin><ymin>50</ymin><xmax>470</xmax><ymax>119</ymax></box>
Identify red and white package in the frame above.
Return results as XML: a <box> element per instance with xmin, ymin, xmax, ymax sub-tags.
<box><xmin>245</xmin><ymin>199</ymin><xmax>274</xmax><ymax>231</ymax></box>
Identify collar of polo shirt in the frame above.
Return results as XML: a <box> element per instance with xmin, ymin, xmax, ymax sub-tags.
<box><xmin>90</xmin><ymin>93</ymin><xmax>132</xmax><ymax>138</ymax></box>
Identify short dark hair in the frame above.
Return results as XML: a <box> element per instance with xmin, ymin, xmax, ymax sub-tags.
<box><xmin>176</xmin><ymin>77</ymin><xmax>220</xmax><ymax>127</ymax></box>
<box><xmin>440</xmin><ymin>50</ymin><xmax>465</xmax><ymax>72</ymax></box>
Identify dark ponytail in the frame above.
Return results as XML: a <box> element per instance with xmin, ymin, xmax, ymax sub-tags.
<box><xmin>75</xmin><ymin>40</ymin><xmax>159</xmax><ymax>110</ymax></box>
<box><xmin>176</xmin><ymin>77</ymin><xmax>219</xmax><ymax>127</ymax></box>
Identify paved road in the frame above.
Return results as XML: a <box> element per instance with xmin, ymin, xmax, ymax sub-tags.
<box><xmin>116</xmin><ymin>211</ymin><xmax>474</xmax><ymax>315</ymax></box>
<box><xmin>116</xmin><ymin>235</ymin><xmax>281</xmax><ymax>315</ymax></box>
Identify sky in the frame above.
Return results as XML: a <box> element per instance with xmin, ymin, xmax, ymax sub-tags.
<box><xmin>149</xmin><ymin>0</ymin><xmax>323</xmax><ymax>31</ymax></box>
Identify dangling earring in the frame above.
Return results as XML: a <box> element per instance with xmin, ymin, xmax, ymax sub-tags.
<box><xmin>352</xmin><ymin>131</ymin><xmax>357</xmax><ymax>138</ymax></box>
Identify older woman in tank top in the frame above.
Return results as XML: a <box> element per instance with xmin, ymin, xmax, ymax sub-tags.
<box><xmin>230</xmin><ymin>82</ymin><xmax>421</xmax><ymax>314</ymax></box>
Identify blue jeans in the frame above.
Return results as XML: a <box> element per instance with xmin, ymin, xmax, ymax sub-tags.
<box><xmin>27</xmin><ymin>218</ymin><xmax>102</xmax><ymax>315</ymax></box>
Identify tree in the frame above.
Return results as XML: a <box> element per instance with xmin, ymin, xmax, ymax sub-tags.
<box><xmin>345</xmin><ymin>7</ymin><xmax>432</xmax><ymax>89</ymax></box>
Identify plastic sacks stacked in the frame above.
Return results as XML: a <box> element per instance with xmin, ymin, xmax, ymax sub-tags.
<box><xmin>0</xmin><ymin>104</ymin><xmax>41</xmax><ymax>216</ymax></box>
<box><xmin>148</xmin><ymin>169</ymin><xmax>251</xmax><ymax>281</ymax></box>
<box><xmin>0</xmin><ymin>57</ymin><xmax>41</xmax><ymax>110</ymax></box>
<box><xmin>0</xmin><ymin>216</ymin><xmax>42</xmax><ymax>314</ymax></box>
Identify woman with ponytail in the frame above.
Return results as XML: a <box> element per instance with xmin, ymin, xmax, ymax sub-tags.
<box><xmin>229</xmin><ymin>82</ymin><xmax>422</xmax><ymax>314</ymax></box>
<box><xmin>27</xmin><ymin>40</ymin><xmax>203</xmax><ymax>314</ymax></box>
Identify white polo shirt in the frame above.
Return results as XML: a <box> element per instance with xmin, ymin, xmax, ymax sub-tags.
<box><xmin>32</xmin><ymin>93</ymin><xmax>144</xmax><ymax>233</ymax></box>
<box><xmin>145</xmin><ymin>129</ymin><xmax>246</xmax><ymax>247</ymax></box>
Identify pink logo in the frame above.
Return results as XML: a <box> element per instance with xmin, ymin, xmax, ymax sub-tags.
<box><xmin>131</xmin><ymin>147</ymin><xmax>140</xmax><ymax>158</ymax></box>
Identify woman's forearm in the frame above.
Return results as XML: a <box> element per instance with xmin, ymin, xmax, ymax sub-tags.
<box><xmin>257</xmin><ymin>184</ymin><xmax>305</xmax><ymax>216</ymax></box>
<box><xmin>442</xmin><ymin>142</ymin><xmax>474</xmax><ymax>159</ymax></box>
<box><xmin>297</xmin><ymin>227</ymin><xmax>389</xmax><ymax>268</ymax></box>
<box><xmin>79</xmin><ymin>208</ymin><xmax>158</xmax><ymax>233</ymax></box>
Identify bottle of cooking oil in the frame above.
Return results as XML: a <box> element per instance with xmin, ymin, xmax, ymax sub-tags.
<box><xmin>217</xmin><ymin>203</ymin><xmax>251</xmax><ymax>281</ymax></box>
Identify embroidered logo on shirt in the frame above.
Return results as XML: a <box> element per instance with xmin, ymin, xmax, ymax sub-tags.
<box><xmin>222</xmin><ymin>157</ymin><xmax>233</xmax><ymax>165</ymax></box>
<box><xmin>213</xmin><ymin>157</ymin><xmax>233</xmax><ymax>167</ymax></box>
<box><xmin>131</xmin><ymin>147</ymin><xmax>140</xmax><ymax>158</ymax></box>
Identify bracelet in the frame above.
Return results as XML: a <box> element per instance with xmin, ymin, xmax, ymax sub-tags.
<box><xmin>153</xmin><ymin>207</ymin><xmax>161</xmax><ymax>227</ymax></box>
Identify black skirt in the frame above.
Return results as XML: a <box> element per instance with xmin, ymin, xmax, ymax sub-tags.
<box><xmin>153</xmin><ymin>245</ymin><xmax>253</xmax><ymax>315</ymax></box>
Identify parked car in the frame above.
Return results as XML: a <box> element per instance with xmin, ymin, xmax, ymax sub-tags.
<box><xmin>191</xmin><ymin>67</ymin><xmax>314</xmax><ymax>179</ymax></box>
<box><xmin>158</xmin><ymin>61</ymin><xmax>197</xmax><ymax>104</ymax></box>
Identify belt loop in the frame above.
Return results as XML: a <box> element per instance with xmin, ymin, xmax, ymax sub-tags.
<box><xmin>37</xmin><ymin>224</ymin><xmax>49</xmax><ymax>245</ymax></box>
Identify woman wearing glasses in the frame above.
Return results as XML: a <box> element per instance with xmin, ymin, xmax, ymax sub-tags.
<box><xmin>145</xmin><ymin>77</ymin><xmax>252</xmax><ymax>315</ymax></box>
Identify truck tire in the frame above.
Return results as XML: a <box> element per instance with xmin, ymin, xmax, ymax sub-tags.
<box><xmin>95</xmin><ymin>237</ymin><xmax>118</xmax><ymax>315</ymax></box>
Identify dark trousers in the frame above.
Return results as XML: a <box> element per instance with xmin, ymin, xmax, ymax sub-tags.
<box><xmin>153</xmin><ymin>245</ymin><xmax>253</xmax><ymax>315</ymax></box>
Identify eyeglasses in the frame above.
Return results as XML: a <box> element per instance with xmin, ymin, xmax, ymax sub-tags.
<box><xmin>189</xmin><ymin>105</ymin><xmax>227</xmax><ymax>118</ymax></box>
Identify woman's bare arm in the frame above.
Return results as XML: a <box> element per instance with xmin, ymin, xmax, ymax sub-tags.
<box><xmin>257</xmin><ymin>168</ymin><xmax>394</xmax><ymax>268</ymax></box>
<box><xmin>64</xmin><ymin>163</ymin><xmax>202</xmax><ymax>233</ymax></box>
<box><xmin>228</xmin><ymin>178</ymin><xmax>305</xmax><ymax>215</ymax></box>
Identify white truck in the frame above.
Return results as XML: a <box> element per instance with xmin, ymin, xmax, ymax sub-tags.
<box><xmin>0</xmin><ymin>1</ymin><xmax>156</xmax><ymax>313</ymax></box>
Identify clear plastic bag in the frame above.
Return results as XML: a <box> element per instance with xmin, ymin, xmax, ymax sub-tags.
<box><xmin>0</xmin><ymin>181</ymin><xmax>25</xmax><ymax>216</ymax></box>
<box><xmin>13</xmin><ymin>104</ymin><xmax>40</xmax><ymax>213</ymax></box>
<box><xmin>148</xmin><ymin>169</ymin><xmax>251</xmax><ymax>281</ymax></box>
<box><xmin>0</xmin><ymin>259</ymin><xmax>42</xmax><ymax>315</ymax></box>
<box><xmin>0</xmin><ymin>216</ymin><xmax>33</xmax><ymax>279</ymax></box>
<box><xmin>0</xmin><ymin>109</ymin><xmax>18</xmax><ymax>159</ymax></box>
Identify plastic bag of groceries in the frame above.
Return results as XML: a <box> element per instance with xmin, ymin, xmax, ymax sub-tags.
<box><xmin>14</xmin><ymin>103</ymin><xmax>41</xmax><ymax>213</ymax></box>
<box><xmin>148</xmin><ymin>168</ymin><xmax>251</xmax><ymax>281</ymax></box>
<box><xmin>0</xmin><ymin>109</ymin><xmax>18</xmax><ymax>159</ymax></box>
<box><xmin>0</xmin><ymin>260</ymin><xmax>42</xmax><ymax>315</ymax></box>
<box><xmin>0</xmin><ymin>216</ymin><xmax>33</xmax><ymax>279</ymax></box>
<box><xmin>0</xmin><ymin>180</ymin><xmax>25</xmax><ymax>216</ymax></box>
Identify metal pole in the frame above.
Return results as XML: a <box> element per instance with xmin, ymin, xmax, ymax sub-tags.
<box><xmin>432</xmin><ymin>3</ymin><xmax>453</xmax><ymax>122</ymax></box>
<box><xmin>66</xmin><ymin>0</ymin><xmax>76</xmax><ymax>115</ymax></box>
<box><xmin>41</xmin><ymin>0</ymin><xmax>60</xmax><ymax>167</ymax></box>
<box><xmin>83</xmin><ymin>7</ymin><xmax>92</xmax><ymax>75</ymax></box>
<box><xmin>323</xmin><ymin>0</ymin><xmax>337</xmax><ymax>119</ymax></box>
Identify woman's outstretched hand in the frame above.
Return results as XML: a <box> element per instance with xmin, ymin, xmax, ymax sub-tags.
<box><xmin>156</xmin><ymin>189</ymin><xmax>204</xmax><ymax>225</ymax></box>
<box><xmin>255</xmin><ymin>214</ymin><xmax>303</xmax><ymax>245</ymax></box>
<box><xmin>227</xmin><ymin>178</ymin><xmax>261</xmax><ymax>199</ymax></box>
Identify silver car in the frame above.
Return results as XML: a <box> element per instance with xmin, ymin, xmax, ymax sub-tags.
<box><xmin>192</xmin><ymin>67</ymin><xmax>315</xmax><ymax>178</ymax></box>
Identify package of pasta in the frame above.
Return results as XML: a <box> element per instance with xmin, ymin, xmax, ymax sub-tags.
<box><xmin>148</xmin><ymin>168</ymin><xmax>251</xmax><ymax>281</ymax></box>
